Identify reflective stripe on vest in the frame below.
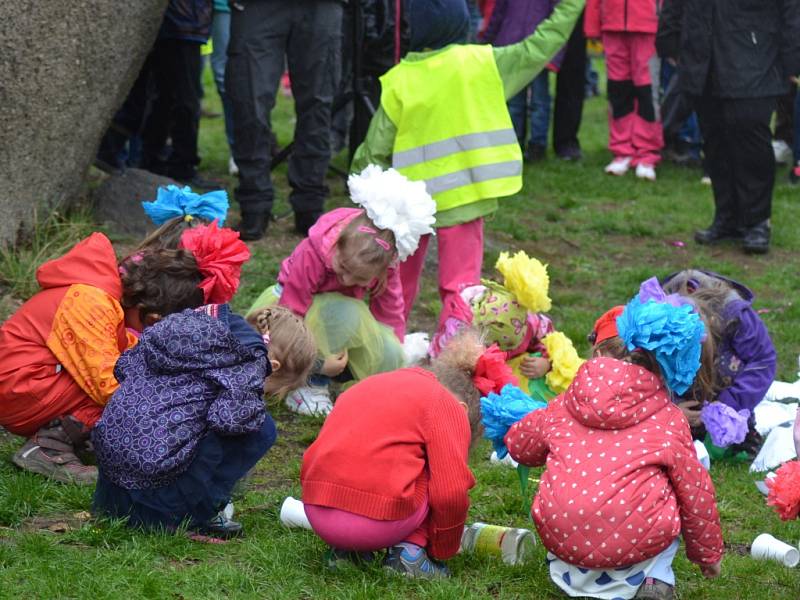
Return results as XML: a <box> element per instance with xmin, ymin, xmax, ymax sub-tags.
<box><xmin>380</xmin><ymin>45</ymin><xmax>522</xmax><ymax>212</ymax></box>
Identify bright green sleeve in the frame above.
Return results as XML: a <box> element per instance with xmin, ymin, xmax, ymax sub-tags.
<box><xmin>492</xmin><ymin>0</ymin><xmax>586</xmax><ymax>100</ymax></box>
<box><xmin>350</xmin><ymin>106</ymin><xmax>397</xmax><ymax>173</ymax></box>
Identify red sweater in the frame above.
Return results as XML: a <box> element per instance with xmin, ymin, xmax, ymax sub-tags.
<box><xmin>505</xmin><ymin>357</ymin><xmax>724</xmax><ymax>569</ymax></box>
<box><xmin>301</xmin><ymin>368</ymin><xmax>475</xmax><ymax>559</ymax></box>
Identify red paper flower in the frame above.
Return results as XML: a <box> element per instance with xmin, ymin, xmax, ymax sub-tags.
<box><xmin>473</xmin><ymin>344</ymin><xmax>518</xmax><ymax>395</ymax></box>
<box><xmin>180</xmin><ymin>220</ymin><xmax>250</xmax><ymax>304</ymax></box>
<box><xmin>766</xmin><ymin>460</ymin><xmax>800</xmax><ymax>521</ymax></box>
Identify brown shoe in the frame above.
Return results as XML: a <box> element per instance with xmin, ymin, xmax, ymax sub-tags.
<box><xmin>12</xmin><ymin>423</ymin><xmax>97</xmax><ymax>485</ymax></box>
<box><xmin>634</xmin><ymin>577</ymin><xmax>675</xmax><ymax>600</ymax></box>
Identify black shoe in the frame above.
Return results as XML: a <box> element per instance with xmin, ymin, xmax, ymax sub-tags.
<box><xmin>196</xmin><ymin>511</ymin><xmax>243</xmax><ymax>539</ymax></box>
<box><xmin>694</xmin><ymin>222</ymin><xmax>744</xmax><ymax>245</ymax></box>
<box><xmin>524</xmin><ymin>143</ymin><xmax>546</xmax><ymax>162</ymax></box>
<box><xmin>294</xmin><ymin>211</ymin><xmax>321</xmax><ymax>236</ymax></box>
<box><xmin>742</xmin><ymin>221</ymin><xmax>770</xmax><ymax>254</ymax></box>
<box><xmin>236</xmin><ymin>212</ymin><xmax>269</xmax><ymax>241</ymax></box>
<box><xmin>556</xmin><ymin>143</ymin><xmax>582</xmax><ymax>161</ymax></box>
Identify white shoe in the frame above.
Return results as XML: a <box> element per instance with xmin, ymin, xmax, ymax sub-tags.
<box><xmin>604</xmin><ymin>156</ymin><xmax>632</xmax><ymax>176</ymax></box>
<box><xmin>635</xmin><ymin>163</ymin><xmax>656</xmax><ymax>181</ymax></box>
<box><xmin>700</xmin><ymin>175</ymin><xmax>712</xmax><ymax>186</ymax></box>
<box><xmin>772</xmin><ymin>140</ymin><xmax>792</xmax><ymax>165</ymax></box>
<box><xmin>286</xmin><ymin>385</ymin><xmax>333</xmax><ymax>416</ymax></box>
<box><xmin>223</xmin><ymin>502</ymin><xmax>235</xmax><ymax>520</ymax></box>
<box><xmin>489</xmin><ymin>450</ymin><xmax>519</xmax><ymax>468</ymax></box>
<box><xmin>228</xmin><ymin>156</ymin><xmax>239</xmax><ymax>176</ymax></box>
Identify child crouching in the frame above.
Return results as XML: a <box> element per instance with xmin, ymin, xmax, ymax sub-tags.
<box><xmin>505</xmin><ymin>287</ymin><xmax>723</xmax><ymax>599</ymax></box>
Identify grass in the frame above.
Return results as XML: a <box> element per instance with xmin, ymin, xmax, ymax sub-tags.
<box><xmin>1</xmin><ymin>60</ymin><xmax>800</xmax><ymax>598</ymax></box>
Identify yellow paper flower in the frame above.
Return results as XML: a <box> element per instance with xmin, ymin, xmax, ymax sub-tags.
<box><xmin>543</xmin><ymin>331</ymin><xmax>584</xmax><ymax>393</ymax></box>
<box><xmin>495</xmin><ymin>251</ymin><xmax>551</xmax><ymax>313</ymax></box>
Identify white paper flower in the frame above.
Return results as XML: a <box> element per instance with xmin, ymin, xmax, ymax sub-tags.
<box><xmin>347</xmin><ymin>165</ymin><xmax>436</xmax><ymax>261</ymax></box>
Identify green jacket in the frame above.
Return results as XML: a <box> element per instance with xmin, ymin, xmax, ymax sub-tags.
<box><xmin>351</xmin><ymin>0</ymin><xmax>585</xmax><ymax>227</ymax></box>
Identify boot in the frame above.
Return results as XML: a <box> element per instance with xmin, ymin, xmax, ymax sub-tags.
<box><xmin>294</xmin><ymin>211</ymin><xmax>321</xmax><ymax>237</ymax></box>
<box><xmin>236</xmin><ymin>212</ymin><xmax>270</xmax><ymax>241</ymax></box>
<box><xmin>694</xmin><ymin>218</ymin><xmax>744</xmax><ymax>245</ymax></box>
<box><xmin>12</xmin><ymin>419</ymin><xmax>97</xmax><ymax>485</ymax></box>
<box><xmin>742</xmin><ymin>220</ymin><xmax>770</xmax><ymax>254</ymax></box>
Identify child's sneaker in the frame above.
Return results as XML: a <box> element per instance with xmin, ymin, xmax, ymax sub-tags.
<box><xmin>196</xmin><ymin>509</ymin><xmax>243</xmax><ymax>539</ymax></box>
<box><xmin>285</xmin><ymin>385</ymin><xmax>333</xmax><ymax>416</ymax></box>
<box><xmin>634</xmin><ymin>577</ymin><xmax>674</xmax><ymax>600</ymax></box>
<box><xmin>384</xmin><ymin>543</ymin><xmax>450</xmax><ymax>579</ymax></box>
<box><xmin>635</xmin><ymin>163</ymin><xmax>657</xmax><ymax>181</ymax></box>
<box><xmin>604</xmin><ymin>156</ymin><xmax>632</xmax><ymax>176</ymax></box>
<box><xmin>12</xmin><ymin>427</ymin><xmax>97</xmax><ymax>485</ymax></box>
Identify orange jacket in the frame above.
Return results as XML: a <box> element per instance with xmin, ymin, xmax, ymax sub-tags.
<box><xmin>0</xmin><ymin>233</ymin><xmax>135</xmax><ymax>436</ymax></box>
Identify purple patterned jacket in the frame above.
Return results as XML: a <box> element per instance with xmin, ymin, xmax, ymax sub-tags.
<box><xmin>93</xmin><ymin>306</ymin><xmax>269</xmax><ymax>490</ymax></box>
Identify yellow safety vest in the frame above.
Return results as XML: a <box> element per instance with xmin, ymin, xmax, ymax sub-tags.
<box><xmin>380</xmin><ymin>44</ymin><xmax>522</xmax><ymax>212</ymax></box>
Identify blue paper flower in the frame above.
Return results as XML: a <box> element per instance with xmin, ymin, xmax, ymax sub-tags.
<box><xmin>141</xmin><ymin>185</ymin><xmax>229</xmax><ymax>226</ymax></box>
<box><xmin>481</xmin><ymin>384</ymin><xmax>547</xmax><ymax>458</ymax></box>
<box><xmin>616</xmin><ymin>296</ymin><xmax>705</xmax><ymax>395</ymax></box>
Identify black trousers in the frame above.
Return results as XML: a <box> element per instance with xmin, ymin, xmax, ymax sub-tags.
<box><xmin>226</xmin><ymin>0</ymin><xmax>343</xmax><ymax>217</ymax></box>
<box><xmin>694</xmin><ymin>94</ymin><xmax>776</xmax><ymax>229</ymax></box>
<box><xmin>140</xmin><ymin>39</ymin><xmax>204</xmax><ymax>181</ymax></box>
<box><xmin>553</xmin><ymin>12</ymin><xmax>586</xmax><ymax>154</ymax></box>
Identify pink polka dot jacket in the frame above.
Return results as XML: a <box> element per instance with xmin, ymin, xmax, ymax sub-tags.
<box><xmin>505</xmin><ymin>357</ymin><xmax>724</xmax><ymax>569</ymax></box>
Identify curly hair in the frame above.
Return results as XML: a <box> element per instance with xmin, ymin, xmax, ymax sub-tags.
<box><xmin>248</xmin><ymin>306</ymin><xmax>317</xmax><ymax>398</ymax></box>
<box><xmin>120</xmin><ymin>249</ymin><xmax>204</xmax><ymax>323</ymax></box>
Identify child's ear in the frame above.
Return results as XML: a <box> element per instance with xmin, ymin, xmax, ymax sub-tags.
<box><xmin>143</xmin><ymin>313</ymin><xmax>162</xmax><ymax>327</ymax></box>
<box><xmin>270</xmin><ymin>359</ymin><xmax>282</xmax><ymax>372</ymax></box>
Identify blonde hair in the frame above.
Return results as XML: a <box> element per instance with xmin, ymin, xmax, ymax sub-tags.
<box><xmin>424</xmin><ymin>329</ymin><xmax>485</xmax><ymax>449</ymax></box>
<box><xmin>335</xmin><ymin>213</ymin><xmax>397</xmax><ymax>290</ymax></box>
<box><xmin>249</xmin><ymin>306</ymin><xmax>317</xmax><ymax>398</ymax></box>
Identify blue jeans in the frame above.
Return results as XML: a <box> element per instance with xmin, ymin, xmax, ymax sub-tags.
<box><xmin>211</xmin><ymin>10</ymin><xmax>234</xmax><ymax>148</ymax></box>
<box><xmin>507</xmin><ymin>71</ymin><xmax>551</xmax><ymax>147</ymax></box>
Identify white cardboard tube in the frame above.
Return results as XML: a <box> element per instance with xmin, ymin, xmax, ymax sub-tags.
<box><xmin>279</xmin><ymin>496</ymin><xmax>312</xmax><ymax>530</ymax></box>
<box><xmin>751</xmin><ymin>533</ymin><xmax>800</xmax><ymax>567</ymax></box>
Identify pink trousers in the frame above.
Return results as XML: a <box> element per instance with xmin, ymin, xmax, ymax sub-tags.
<box><xmin>603</xmin><ymin>31</ymin><xmax>663</xmax><ymax>166</ymax></box>
<box><xmin>305</xmin><ymin>500</ymin><xmax>429</xmax><ymax>552</ymax></box>
<box><xmin>399</xmin><ymin>218</ymin><xmax>483</xmax><ymax>346</ymax></box>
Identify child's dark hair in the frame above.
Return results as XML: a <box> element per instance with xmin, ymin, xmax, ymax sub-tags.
<box><xmin>133</xmin><ymin>216</ymin><xmax>210</xmax><ymax>255</ymax></box>
<box><xmin>424</xmin><ymin>330</ymin><xmax>485</xmax><ymax>449</ymax></box>
<box><xmin>120</xmin><ymin>249</ymin><xmax>204</xmax><ymax>322</ymax></box>
<box><xmin>248</xmin><ymin>306</ymin><xmax>317</xmax><ymax>398</ymax></box>
<box><xmin>335</xmin><ymin>213</ymin><xmax>397</xmax><ymax>288</ymax></box>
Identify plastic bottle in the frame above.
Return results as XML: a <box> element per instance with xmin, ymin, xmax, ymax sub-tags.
<box><xmin>460</xmin><ymin>522</ymin><xmax>536</xmax><ymax>565</ymax></box>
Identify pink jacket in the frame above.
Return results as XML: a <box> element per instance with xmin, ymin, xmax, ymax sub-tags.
<box><xmin>584</xmin><ymin>0</ymin><xmax>659</xmax><ymax>37</ymax></box>
<box><xmin>278</xmin><ymin>207</ymin><xmax>405</xmax><ymax>341</ymax></box>
<box><xmin>505</xmin><ymin>357</ymin><xmax>723</xmax><ymax>569</ymax></box>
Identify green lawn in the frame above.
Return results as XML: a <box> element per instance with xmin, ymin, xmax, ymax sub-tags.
<box><xmin>1</xmin><ymin>62</ymin><xmax>799</xmax><ymax>598</ymax></box>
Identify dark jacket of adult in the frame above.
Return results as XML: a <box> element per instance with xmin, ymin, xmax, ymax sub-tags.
<box><xmin>656</xmin><ymin>0</ymin><xmax>800</xmax><ymax>98</ymax></box>
<box><xmin>160</xmin><ymin>0</ymin><xmax>213</xmax><ymax>43</ymax></box>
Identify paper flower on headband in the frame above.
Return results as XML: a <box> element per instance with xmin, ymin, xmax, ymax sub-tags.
<box><xmin>701</xmin><ymin>401</ymin><xmax>750</xmax><ymax>447</ymax></box>
<box><xmin>142</xmin><ymin>185</ymin><xmax>229</xmax><ymax>226</ymax></box>
<box><xmin>481</xmin><ymin>384</ymin><xmax>547</xmax><ymax>458</ymax></box>
<box><xmin>542</xmin><ymin>331</ymin><xmax>584</xmax><ymax>394</ymax></box>
<box><xmin>347</xmin><ymin>165</ymin><xmax>436</xmax><ymax>261</ymax></box>
<box><xmin>495</xmin><ymin>251</ymin><xmax>551</xmax><ymax>313</ymax></box>
<box><xmin>179</xmin><ymin>221</ymin><xmax>250</xmax><ymax>304</ymax></box>
<box><xmin>766</xmin><ymin>460</ymin><xmax>800</xmax><ymax>521</ymax></box>
<box><xmin>616</xmin><ymin>284</ymin><xmax>705</xmax><ymax>395</ymax></box>
<box><xmin>472</xmin><ymin>344</ymin><xmax>519</xmax><ymax>395</ymax></box>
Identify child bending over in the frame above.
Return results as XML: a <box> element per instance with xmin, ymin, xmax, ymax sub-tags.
<box><xmin>246</xmin><ymin>165</ymin><xmax>436</xmax><ymax>416</ymax></box>
<box><xmin>506</xmin><ymin>289</ymin><xmax>723</xmax><ymax>599</ymax></box>
<box><xmin>92</xmin><ymin>304</ymin><xmax>316</xmax><ymax>538</ymax></box>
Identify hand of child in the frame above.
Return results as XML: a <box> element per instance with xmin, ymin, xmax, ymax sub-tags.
<box><xmin>700</xmin><ymin>560</ymin><xmax>721</xmax><ymax>578</ymax></box>
<box><xmin>678</xmin><ymin>400</ymin><xmax>703</xmax><ymax>428</ymax></box>
<box><xmin>321</xmin><ymin>350</ymin><xmax>349</xmax><ymax>377</ymax></box>
<box><xmin>520</xmin><ymin>356</ymin><xmax>551</xmax><ymax>380</ymax></box>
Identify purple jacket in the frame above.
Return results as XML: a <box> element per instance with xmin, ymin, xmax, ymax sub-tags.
<box><xmin>481</xmin><ymin>0</ymin><xmax>565</xmax><ymax>68</ymax></box>
<box><xmin>662</xmin><ymin>270</ymin><xmax>777</xmax><ymax>414</ymax></box>
<box><xmin>93</xmin><ymin>305</ymin><xmax>270</xmax><ymax>490</ymax></box>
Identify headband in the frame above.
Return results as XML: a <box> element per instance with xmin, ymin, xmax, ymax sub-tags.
<box><xmin>142</xmin><ymin>185</ymin><xmax>229</xmax><ymax>226</ymax></box>
<box><xmin>179</xmin><ymin>220</ymin><xmax>250</xmax><ymax>304</ymax></box>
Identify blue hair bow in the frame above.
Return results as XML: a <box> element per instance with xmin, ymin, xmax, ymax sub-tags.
<box><xmin>481</xmin><ymin>384</ymin><xmax>547</xmax><ymax>458</ymax></box>
<box><xmin>616</xmin><ymin>293</ymin><xmax>705</xmax><ymax>395</ymax></box>
<box><xmin>142</xmin><ymin>185</ymin><xmax>229</xmax><ymax>226</ymax></box>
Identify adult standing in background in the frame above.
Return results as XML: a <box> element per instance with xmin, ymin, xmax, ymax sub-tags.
<box><xmin>657</xmin><ymin>0</ymin><xmax>800</xmax><ymax>254</ymax></box>
<box><xmin>227</xmin><ymin>0</ymin><xmax>344</xmax><ymax>241</ymax></box>
<box><xmin>209</xmin><ymin>0</ymin><xmax>237</xmax><ymax>176</ymax></box>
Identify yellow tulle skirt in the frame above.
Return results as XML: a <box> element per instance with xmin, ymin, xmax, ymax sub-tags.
<box><xmin>246</xmin><ymin>286</ymin><xmax>403</xmax><ymax>381</ymax></box>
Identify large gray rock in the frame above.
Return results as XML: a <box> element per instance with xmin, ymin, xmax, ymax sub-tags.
<box><xmin>0</xmin><ymin>1</ymin><xmax>168</xmax><ymax>246</ymax></box>
<box><xmin>93</xmin><ymin>168</ymin><xmax>179</xmax><ymax>239</ymax></box>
